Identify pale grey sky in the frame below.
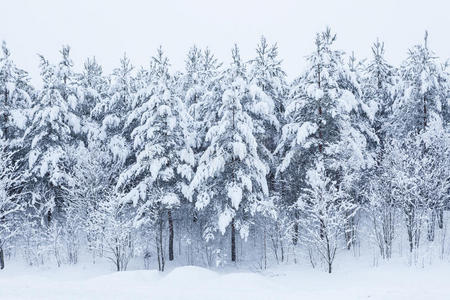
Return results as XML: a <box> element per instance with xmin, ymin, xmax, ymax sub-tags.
<box><xmin>1</xmin><ymin>0</ymin><xmax>449</xmax><ymax>86</ymax></box>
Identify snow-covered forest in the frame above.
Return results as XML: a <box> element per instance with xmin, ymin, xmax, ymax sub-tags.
<box><xmin>0</xmin><ymin>27</ymin><xmax>449</xmax><ymax>279</ymax></box>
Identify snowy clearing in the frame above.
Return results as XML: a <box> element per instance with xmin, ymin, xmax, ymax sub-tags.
<box><xmin>1</xmin><ymin>261</ymin><xmax>449</xmax><ymax>300</ymax></box>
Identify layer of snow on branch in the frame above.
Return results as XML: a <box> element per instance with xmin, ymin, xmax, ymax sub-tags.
<box><xmin>218</xmin><ymin>207</ymin><xmax>234</xmax><ymax>234</ymax></box>
<box><xmin>295</xmin><ymin>122</ymin><xmax>318</xmax><ymax>146</ymax></box>
<box><xmin>338</xmin><ymin>90</ymin><xmax>359</xmax><ymax>113</ymax></box>
<box><xmin>161</xmin><ymin>193</ymin><xmax>179</xmax><ymax>207</ymax></box>
<box><xmin>232</xmin><ymin>141</ymin><xmax>247</xmax><ymax>160</ymax></box>
<box><xmin>227</xmin><ymin>184</ymin><xmax>242</xmax><ymax>209</ymax></box>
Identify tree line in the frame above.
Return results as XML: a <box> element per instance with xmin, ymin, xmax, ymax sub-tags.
<box><xmin>0</xmin><ymin>28</ymin><xmax>449</xmax><ymax>273</ymax></box>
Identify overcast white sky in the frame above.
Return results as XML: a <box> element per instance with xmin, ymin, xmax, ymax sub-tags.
<box><xmin>1</xmin><ymin>0</ymin><xmax>449</xmax><ymax>86</ymax></box>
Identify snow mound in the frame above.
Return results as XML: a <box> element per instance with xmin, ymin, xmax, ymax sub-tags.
<box><xmin>162</xmin><ymin>266</ymin><xmax>218</xmax><ymax>283</ymax></box>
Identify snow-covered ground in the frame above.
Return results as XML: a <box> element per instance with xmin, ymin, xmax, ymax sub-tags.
<box><xmin>1</xmin><ymin>257</ymin><xmax>449</xmax><ymax>300</ymax></box>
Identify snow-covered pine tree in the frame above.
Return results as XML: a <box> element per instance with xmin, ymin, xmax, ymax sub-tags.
<box><xmin>183</xmin><ymin>46</ymin><xmax>204</xmax><ymax>109</ymax></box>
<box><xmin>189</xmin><ymin>45</ymin><xmax>273</xmax><ymax>262</ymax></box>
<box><xmin>171</xmin><ymin>46</ymin><xmax>225</xmax><ymax>266</ymax></box>
<box><xmin>0</xmin><ymin>145</ymin><xmax>25</xmax><ymax>270</ymax></box>
<box><xmin>362</xmin><ymin>39</ymin><xmax>398</xmax><ymax>259</ymax></box>
<box><xmin>0</xmin><ymin>43</ymin><xmax>33</xmax><ymax>269</ymax></box>
<box><xmin>248</xmin><ymin>36</ymin><xmax>289</xmax><ymax>264</ymax></box>
<box><xmin>249</xmin><ymin>36</ymin><xmax>287</xmax><ymax>124</ymax></box>
<box><xmin>78</xmin><ymin>58</ymin><xmax>107</xmax><ymax>115</ymax></box>
<box><xmin>118</xmin><ymin>47</ymin><xmax>194</xmax><ymax>268</ymax></box>
<box><xmin>61</xmin><ymin>57</ymin><xmax>119</xmax><ymax>265</ymax></box>
<box><xmin>339</xmin><ymin>51</ymin><xmax>379</xmax><ymax>250</ymax></box>
<box><xmin>247</xmin><ymin>36</ymin><xmax>286</xmax><ymax>182</ymax></box>
<box><xmin>363</xmin><ymin>39</ymin><xmax>396</xmax><ymax>153</ymax></box>
<box><xmin>393</xmin><ymin>32</ymin><xmax>449</xmax><ymax>245</ymax></box>
<box><xmin>183</xmin><ymin>46</ymin><xmax>223</xmax><ymax>152</ymax></box>
<box><xmin>0</xmin><ymin>41</ymin><xmax>33</xmax><ymax>145</ymax></box>
<box><xmin>71</xmin><ymin>56</ymin><xmax>135</xmax><ymax>264</ymax></box>
<box><xmin>92</xmin><ymin>53</ymin><xmax>134</xmax><ymax>165</ymax></box>
<box><xmin>275</xmin><ymin>28</ymin><xmax>374</xmax><ymax>270</ymax></box>
<box><xmin>395</xmin><ymin>32</ymin><xmax>448</xmax><ymax>139</ymax></box>
<box><xmin>75</xmin><ymin>57</ymin><xmax>109</xmax><ymax>144</ymax></box>
<box><xmin>23</xmin><ymin>46</ymin><xmax>81</xmax><ymax>224</ymax></box>
<box><xmin>0</xmin><ymin>43</ymin><xmax>33</xmax><ymax>231</ymax></box>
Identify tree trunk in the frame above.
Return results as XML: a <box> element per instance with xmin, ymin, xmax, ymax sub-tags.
<box><xmin>407</xmin><ymin>224</ymin><xmax>414</xmax><ymax>253</ymax></box>
<box><xmin>193</xmin><ymin>210</ymin><xmax>198</xmax><ymax>223</ymax></box>
<box><xmin>325</xmin><ymin>234</ymin><xmax>333</xmax><ymax>274</ymax></box>
<box><xmin>168</xmin><ymin>209</ymin><xmax>174</xmax><ymax>261</ymax></box>
<box><xmin>438</xmin><ymin>209</ymin><xmax>444</xmax><ymax>229</ymax></box>
<box><xmin>3</xmin><ymin>89</ymin><xmax>8</xmax><ymax>140</ymax></box>
<box><xmin>385</xmin><ymin>206</ymin><xmax>395</xmax><ymax>259</ymax></box>
<box><xmin>427</xmin><ymin>210</ymin><xmax>436</xmax><ymax>241</ymax></box>
<box><xmin>319</xmin><ymin>217</ymin><xmax>325</xmax><ymax>240</ymax></box>
<box><xmin>156</xmin><ymin>235</ymin><xmax>161</xmax><ymax>271</ymax></box>
<box><xmin>231</xmin><ymin>218</ymin><xmax>236</xmax><ymax>262</ymax></box>
<box><xmin>116</xmin><ymin>247</ymin><xmax>120</xmax><ymax>272</ymax></box>
<box><xmin>159</xmin><ymin>217</ymin><xmax>165</xmax><ymax>271</ymax></box>
<box><xmin>317</xmin><ymin>46</ymin><xmax>323</xmax><ymax>154</ymax></box>
<box><xmin>0</xmin><ymin>246</ymin><xmax>4</xmax><ymax>270</ymax></box>
<box><xmin>292</xmin><ymin>211</ymin><xmax>299</xmax><ymax>245</ymax></box>
<box><xmin>405</xmin><ymin>206</ymin><xmax>415</xmax><ymax>253</ymax></box>
<box><xmin>263</xmin><ymin>227</ymin><xmax>267</xmax><ymax>269</ymax></box>
<box><xmin>345</xmin><ymin>214</ymin><xmax>355</xmax><ymax>250</ymax></box>
<box><xmin>292</xmin><ymin>222</ymin><xmax>298</xmax><ymax>245</ymax></box>
<box><xmin>423</xmin><ymin>95</ymin><xmax>427</xmax><ymax>129</ymax></box>
<box><xmin>47</xmin><ymin>210</ymin><xmax>52</xmax><ymax>225</ymax></box>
